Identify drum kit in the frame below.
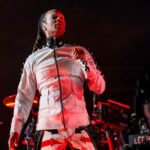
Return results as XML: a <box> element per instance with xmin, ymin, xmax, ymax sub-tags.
<box><xmin>3</xmin><ymin>94</ymin><xmax>39</xmax><ymax>109</ymax></box>
<box><xmin>2</xmin><ymin>93</ymin><xmax>131</xmax><ymax>150</ymax></box>
<box><xmin>3</xmin><ymin>93</ymin><xmax>39</xmax><ymax>150</ymax></box>
<box><xmin>91</xmin><ymin>98</ymin><xmax>131</xmax><ymax>150</ymax></box>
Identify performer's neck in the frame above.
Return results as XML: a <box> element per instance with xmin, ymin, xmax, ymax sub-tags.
<box><xmin>46</xmin><ymin>37</ymin><xmax>63</xmax><ymax>48</ymax></box>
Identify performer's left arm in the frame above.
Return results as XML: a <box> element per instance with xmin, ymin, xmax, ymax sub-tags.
<box><xmin>83</xmin><ymin>48</ymin><xmax>106</xmax><ymax>95</ymax></box>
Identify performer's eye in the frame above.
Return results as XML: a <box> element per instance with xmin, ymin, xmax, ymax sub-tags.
<box><xmin>51</xmin><ymin>15</ymin><xmax>58</xmax><ymax>20</ymax></box>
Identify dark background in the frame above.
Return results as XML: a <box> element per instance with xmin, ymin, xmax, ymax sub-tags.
<box><xmin>0</xmin><ymin>0</ymin><xmax>150</xmax><ymax>149</ymax></box>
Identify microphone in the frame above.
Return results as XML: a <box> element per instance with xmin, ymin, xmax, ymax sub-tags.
<box><xmin>73</xmin><ymin>48</ymin><xmax>89</xmax><ymax>72</ymax></box>
<box><xmin>76</xmin><ymin>59</ymin><xmax>89</xmax><ymax>72</ymax></box>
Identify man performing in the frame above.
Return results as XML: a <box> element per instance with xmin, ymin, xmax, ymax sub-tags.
<box><xmin>8</xmin><ymin>9</ymin><xmax>105</xmax><ymax>150</ymax></box>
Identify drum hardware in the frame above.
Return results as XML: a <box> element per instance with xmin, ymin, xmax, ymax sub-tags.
<box><xmin>3</xmin><ymin>93</ymin><xmax>39</xmax><ymax>149</ymax></box>
<box><xmin>91</xmin><ymin>121</ymin><xmax>123</xmax><ymax>150</ymax></box>
<box><xmin>91</xmin><ymin>99</ymin><xmax>131</xmax><ymax>150</ymax></box>
<box><xmin>128</xmin><ymin>115</ymin><xmax>150</xmax><ymax>147</ymax></box>
<box><xmin>93</xmin><ymin>99</ymin><xmax>130</xmax><ymax>130</ymax></box>
<box><xmin>23</xmin><ymin>110</ymin><xmax>37</xmax><ymax>150</ymax></box>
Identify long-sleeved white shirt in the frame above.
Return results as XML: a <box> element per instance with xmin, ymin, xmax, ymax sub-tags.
<box><xmin>10</xmin><ymin>45</ymin><xmax>105</xmax><ymax>135</ymax></box>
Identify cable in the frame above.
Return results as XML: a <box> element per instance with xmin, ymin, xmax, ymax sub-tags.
<box><xmin>52</xmin><ymin>37</ymin><xmax>66</xmax><ymax>129</ymax></box>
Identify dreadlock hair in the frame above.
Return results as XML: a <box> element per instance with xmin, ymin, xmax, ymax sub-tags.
<box><xmin>32</xmin><ymin>12</ymin><xmax>47</xmax><ymax>52</ymax></box>
<box><xmin>32</xmin><ymin>9</ymin><xmax>63</xmax><ymax>52</ymax></box>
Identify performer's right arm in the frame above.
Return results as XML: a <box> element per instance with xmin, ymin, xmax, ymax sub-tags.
<box><xmin>8</xmin><ymin>56</ymin><xmax>37</xmax><ymax>150</ymax></box>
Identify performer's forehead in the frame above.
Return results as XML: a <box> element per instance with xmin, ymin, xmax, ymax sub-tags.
<box><xmin>46</xmin><ymin>10</ymin><xmax>64</xmax><ymax>16</ymax></box>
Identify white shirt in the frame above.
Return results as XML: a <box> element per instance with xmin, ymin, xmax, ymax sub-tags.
<box><xmin>10</xmin><ymin>45</ymin><xmax>105</xmax><ymax>135</ymax></box>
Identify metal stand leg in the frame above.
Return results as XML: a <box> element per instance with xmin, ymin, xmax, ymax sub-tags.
<box><xmin>24</xmin><ymin>111</ymin><xmax>37</xmax><ymax>150</ymax></box>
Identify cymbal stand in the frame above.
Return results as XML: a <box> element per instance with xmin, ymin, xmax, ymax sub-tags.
<box><xmin>24</xmin><ymin>110</ymin><xmax>37</xmax><ymax>150</ymax></box>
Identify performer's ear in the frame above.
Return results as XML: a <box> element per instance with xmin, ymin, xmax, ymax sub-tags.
<box><xmin>43</xmin><ymin>24</ymin><xmax>47</xmax><ymax>31</ymax></box>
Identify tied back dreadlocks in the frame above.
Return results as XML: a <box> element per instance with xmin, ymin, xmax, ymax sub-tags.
<box><xmin>32</xmin><ymin>9</ymin><xmax>64</xmax><ymax>51</ymax></box>
<box><xmin>32</xmin><ymin>12</ymin><xmax>47</xmax><ymax>52</ymax></box>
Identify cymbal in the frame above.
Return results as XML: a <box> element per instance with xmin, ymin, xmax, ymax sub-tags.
<box><xmin>3</xmin><ymin>94</ymin><xmax>39</xmax><ymax>108</ymax></box>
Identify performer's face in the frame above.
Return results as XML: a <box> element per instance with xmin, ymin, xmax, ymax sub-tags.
<box><xmin>43</xmin><ymin>10</ymin><xmax>66</xmax><ymax>38</ymax></box>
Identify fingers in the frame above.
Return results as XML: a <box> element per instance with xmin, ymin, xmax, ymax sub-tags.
<box><xmin>72</xmin><ymin>51</ymin><xmax>78</xmax><ymax>59</ymax></box>
<box><xmin>74</xmin><ymin>48</ymin><xmax>84</xmax><ymax>55</ymax></box>
<box><xmin>8</xmin><ymin>132</ymin><xmax>19</xmax><ymax>150</ymax></box>
<box><xmin>15</xmin><ymin>134</ymin><xmax>19</xmax><ymax>147</ymax></box>
<box><xmin>71</xmin><ymin>49</ymin><xmax>77</xmax><ymax>58</ymax></box>
<box><xmin>8</xmin><ymin>138</ymin><xmax>15</xmax><ymax>150</ymax></box>
<box><xmin>72</xmin><ymin>48</ymin><xmax>84</xmax><ymax>60</ymax></box>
